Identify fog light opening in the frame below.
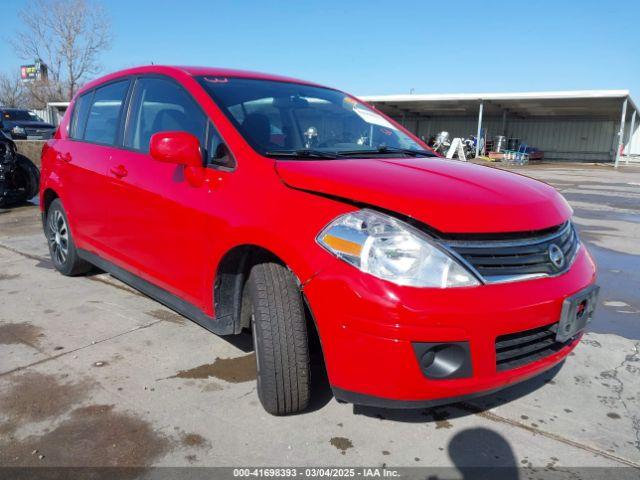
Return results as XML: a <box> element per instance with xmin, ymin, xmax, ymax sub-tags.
<box><xmin>414</xmin><ymin>341</ymin><xmax>472</xmax><ymax>380</ymax></box>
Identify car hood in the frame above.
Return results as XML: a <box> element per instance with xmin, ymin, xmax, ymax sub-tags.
<box><xmin>5</xmin><ymin>120</ymin><xmax>55</xmax><ymax>129</ymax></box>
<box><xmin>275</xmin><ymin>157</ymin><xmax>572</xmax><ymax>234</ymax></box>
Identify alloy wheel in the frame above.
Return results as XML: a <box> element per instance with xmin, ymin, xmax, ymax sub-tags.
<box><xmin>48</xmin><ymin>210</ymin><xmax>69</xmax><ymax>265</ymax></box>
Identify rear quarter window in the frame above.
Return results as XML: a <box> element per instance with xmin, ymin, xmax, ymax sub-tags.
<box><xmin>69</xmin><ymin>93</ymin><xmax>92</xmax><ymax>139</ymax></box>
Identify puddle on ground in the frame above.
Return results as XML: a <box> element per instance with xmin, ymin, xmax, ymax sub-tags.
<box><xmin>578</xmin><ymin>242</ymin><xmax>640</xmax><ymax>340</ymax></box>
<box><xmin>0</xmin><ymin>368</ymin><xmax>173</xmax><ymax>468</ymax></box>
<box><xmin>169</xmin><ymin>353</ymin><xmax>257</xmax><ymax>383</ymax></box>
<box><xmin>0</xmin><ymin>322</ymin><xmax>43</xmax><ymax>347</ymax></box>
<box><xmin>0</xmin><ymin>372</ymin><xmax>93</xmax><ymax>437</ymax></box>
<box><xmin>329</xmin><ymin>437</ymin><xmax>353</xmax><ymax>455</ymax></box>
<box><xmin>0</xmin><ymin>404</ymin><xmax>173</xmax><ymax>468</ymax></box>
<box><xmin>563</xmin><ymin>191</ymin><xmax>640</xmax><ymax>213</ymax></box>
<box><xmin>35</xmin><ymin>259</ymin><xmax>54</xmax><ymax>269</ymax></box>
<box><xmin>146</xmin><ymin>309</ymin><xmax>186</xmax><ymax>325</ymax></box>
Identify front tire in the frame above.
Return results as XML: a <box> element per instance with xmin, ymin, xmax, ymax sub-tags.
<box><xmin>46</xmin><ymin>199</ymin><xmax>92</xmax><ymax>276</ymax></box>
<box><xmin>248</xmin><ymin>261</ymin><xmax>310</xmax><ymax>415</ymax></box>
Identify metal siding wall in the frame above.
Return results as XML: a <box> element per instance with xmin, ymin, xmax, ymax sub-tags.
<box><xmin>625</xmin><ymin>117</ymin><xmax>640</xmax><ymax>156</ymax></box>
<box><xmin>507</xmin><ymin>119</ymin><xmax>615</xmax><ymax>161</ymax></box>
<box><xmin>394</xmin><ymin>115</ymin><xmax>615</xmax><ymax>161</ymax></box>
<box><xmin>32</xmin><ymin>107</ymin><xmax>63</xmax><ymax>126</ymax></box>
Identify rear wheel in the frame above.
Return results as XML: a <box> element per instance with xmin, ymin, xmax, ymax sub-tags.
<box><xmin>46</xmin><ymin>199</ymin><xmax>92</xmax><ymax>276</ymax></box>
<box><xmin>248</xmin><ymin>261</ymin><xmax>310</xmax><ymax>415</ymax></box>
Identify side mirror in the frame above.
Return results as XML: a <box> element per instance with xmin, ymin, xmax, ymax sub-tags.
<box><xmin>150</xmin><ymin>131</ymin><xmax>202</xmax><ymax>168</ymax></box>
<box><xmin>150</xmin><ymin>131</ymin><xmax>206</xmax><ymax>187</ymax></box>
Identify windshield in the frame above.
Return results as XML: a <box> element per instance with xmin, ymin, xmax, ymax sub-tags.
<box><xmin>3</xmin><ymin>110</ymin><xmax>44</xmax><ymax>122</ymax></box>
<box><xmin>197</xmin><ymin>77</ymin><xmax>427</xmax><ymax>158</ymax></box>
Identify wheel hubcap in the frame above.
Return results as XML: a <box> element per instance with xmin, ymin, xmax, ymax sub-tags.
<box><xmin>48</xmin><ymin>210</ymin><xmax>69</xmax><ymax>265</ymax></box>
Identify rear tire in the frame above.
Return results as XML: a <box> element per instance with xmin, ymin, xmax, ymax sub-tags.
<box><xmin>0</xmin><ymin>155</ymin><xmax>40</xmax><ymax>207</ymax></box>
<box><xmin>248</xmin><ymin>261</ymin><xmax>310</xmax><ymax>415</ymax></box>
<box><xmin>15</xmin><ymin>155</ymin><xmax>40</xmax><ymax>200</ymax></box>
<box><xmin>46</xmin><ymin>199</ymin><xmax>92</xmax><ymax>276</ymax></box>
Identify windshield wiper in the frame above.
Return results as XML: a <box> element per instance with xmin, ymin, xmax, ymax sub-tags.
<box><xmin>265</xmin><ymin>149</ymin><xmax>342</xmax><ymax>159</ymax></box>
<box><xmin>339</xmin><ymin>146</ymin><xmax>436</xmax><ymax>157</ymax></box>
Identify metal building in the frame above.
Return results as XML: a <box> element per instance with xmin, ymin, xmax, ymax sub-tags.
<box><xmin>362</xmin><ymin>90</ymin><xmax>639</xmax><ymax>166</ymax></box>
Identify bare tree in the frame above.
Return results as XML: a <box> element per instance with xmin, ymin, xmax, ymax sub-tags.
<box><xmin>0</xmin><ymin>74</ymin><xmax>27</xmax><ymax>108</ymax></box>
<box><xmin>12</xmin><ymin>0</ymin><xmax>112</xmax><ymax>105</ymax></box>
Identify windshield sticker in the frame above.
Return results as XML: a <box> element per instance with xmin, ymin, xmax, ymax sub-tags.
<box><xmin>352</xmin><ymin>103</ymin><xmax>396</xmax><ymax>130</ymax></box>
<box><xmin>204</xmin><ymin>77</ymin><xmax>229</xmax><ymax>84</ymax></box>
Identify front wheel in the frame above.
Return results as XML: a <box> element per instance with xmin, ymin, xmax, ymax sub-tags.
<box><xmin>248</xmin><ymin>261</ymin><xmax>310</xmax><ymax>415</ymax></box>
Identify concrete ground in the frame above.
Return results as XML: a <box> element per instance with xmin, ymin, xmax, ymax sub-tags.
<box><xmin>0</xmin><ymin>163</ymin><xmax>639</xmax><ymax>472</ymax></box>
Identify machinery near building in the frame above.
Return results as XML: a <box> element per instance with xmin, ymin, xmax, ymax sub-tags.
<box><xmin>427</xmin><ymin>130</ymin><xmax>541</xmax><ymax>164</ymax></box>
<box><xmin>364</xmin><ymin>90</ymin><xmax>640</xmax><ymax>166</ymax></box>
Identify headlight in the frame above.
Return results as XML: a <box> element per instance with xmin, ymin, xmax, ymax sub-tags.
<box><xmin>317</xmin><ymin>209</ymin><xmax>480</xmax><ymax>288</ymax></box>
<box><xmin>11</xmin><ymin>126</ymin><xmax>25</xmax><ymax>136</ymax></box>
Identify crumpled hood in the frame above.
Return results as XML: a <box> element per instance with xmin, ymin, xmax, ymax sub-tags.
<box><xmin>275</xmin><ymin>157</ymin><xmax>572</xmax><ymax>233</ymax></box>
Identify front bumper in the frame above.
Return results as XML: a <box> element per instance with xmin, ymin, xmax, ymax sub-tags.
<box><xmin>303</xmin><ymin>245</ymin><xmax>597</xmax><ymax>406</ymax></box>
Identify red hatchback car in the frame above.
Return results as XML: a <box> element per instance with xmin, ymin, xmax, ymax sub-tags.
<box><xmin>40</xmin><ymin>66</ymin><xmax>598</xmax><ymax>415</ymax></box>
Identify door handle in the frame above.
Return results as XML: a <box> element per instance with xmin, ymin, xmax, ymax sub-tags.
<box><xmin>109</xmin><ymin>165</ymin><xmax>128</xmax><ymax>178</ymax></box>
<box><xmin>56</xmin><ymin>152</ymin><xmax>72</xmax><ymax>163</ymax></box>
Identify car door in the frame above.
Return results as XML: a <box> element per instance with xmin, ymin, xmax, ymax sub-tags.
<box><xmin>59</xmin><ymin>79</ymin><xmax>131</xmax><ymax>253</ymax></box>
<box><xmin>106</xmin><ymin>75</ymin><xmax>215</xmax><ymax>306</ymax></box>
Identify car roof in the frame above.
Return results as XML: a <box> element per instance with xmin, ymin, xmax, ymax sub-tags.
<box><xmin>78</xmin><ymin>65</ymin><xmax>326</xmax><ymax>96</ymax></box>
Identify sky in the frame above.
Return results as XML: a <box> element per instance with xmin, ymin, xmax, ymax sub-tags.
<box><xmin>1</xmin><ymin>0</ymin><xmax>639</xmax><ymax>98</ymax></box>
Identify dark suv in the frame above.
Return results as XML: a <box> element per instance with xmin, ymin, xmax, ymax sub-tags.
<box><xmin>0</xmin><ymin>108</ymin><xmax>56</xmax><ymax>140</ymax></box>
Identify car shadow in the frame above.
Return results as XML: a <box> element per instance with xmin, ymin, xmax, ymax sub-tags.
<box><xmin>223</xmin><ymin>327</ymin><xmax>565</xmax><ymax>418</ymax></box>
<box><xmin>444</xmin><ymin>427</ymin><xmax>520</xmax><ymax>479</ymax></box>
<box><xmin>220</xmin><ymin>305</ymin><xmax>335</xmax><ymax>413</ymax></box>
<box><xmin>221</xmin><ymin>330</ymin><xmax>254</xmax><ymax>353</ymax></box>
<box><xmin>350</xmin><ymin>362</ymin><xmax>565</xmax><ymax>423</ymax></box>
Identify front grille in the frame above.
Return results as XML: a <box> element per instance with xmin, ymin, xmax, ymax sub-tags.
<box><xmin>495</xmin><ymin>322</ymin><xmax>572</xmax><ymax>371</ymax></box>
<box><xmin>25</xmin><ymin>128</ymin><xmax>52</xmax><ymax>137</ymax></box>
<box><xmin>445</xmin><ymin>221</ymin><xmax>579</xmax><ymax>283</ymax></box>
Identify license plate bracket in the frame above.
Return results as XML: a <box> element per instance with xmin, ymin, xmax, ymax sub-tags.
<box><xmin>556</xmin><ymin>284</ymin><xmax>599</xmax><ymax>343</ymax></box>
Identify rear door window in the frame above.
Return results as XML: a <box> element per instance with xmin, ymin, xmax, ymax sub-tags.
<box><xmin>124</xmin><ymin>77</ymin><xmax>206</xmax><ymax>153</ymax></box>
<box><xmin>83</xmin><ymin>80</ymin><xmax>130</xmax><ymax>145</ymax></box>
